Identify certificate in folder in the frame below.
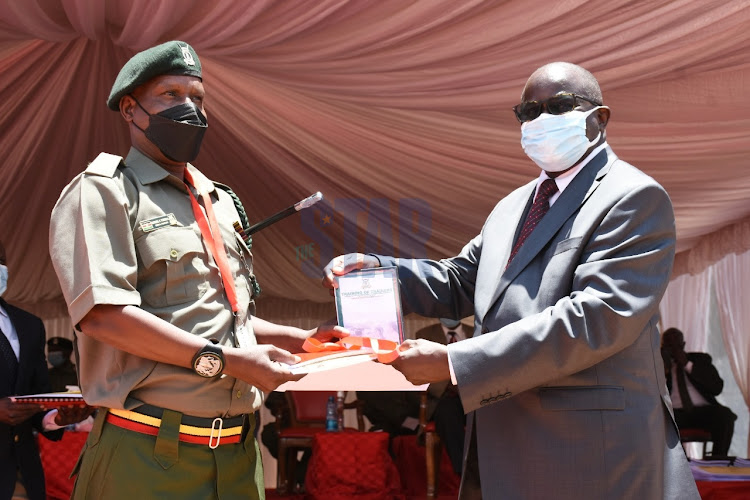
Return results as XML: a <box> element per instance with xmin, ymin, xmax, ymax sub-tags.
<box><xmin>334</xmin><ymin>266</ymin><xmax>404</xmax><ymax>344</ymax></box>
<box><xmin>11</xmin><ymin>391</ymin><xmax>87</xmax><ymax>408</ymax></box>
<box><xmin>283</xmin><ymin>267</ymin><xmax>406</xmax><ymax>377</ymax></box>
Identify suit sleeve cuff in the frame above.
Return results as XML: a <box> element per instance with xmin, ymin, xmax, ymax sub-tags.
<box><xmin>368</xmin><ymin>253</ymin><xmax>390</xmax><ymax>267</ymax></box>
<box><xmin>448</xmin><ymin>351</ymin><xmax>458</xmax><ymax>385</ymax></box>
<box><xmin>42</xmin><ymin>410</ymin><xmax>64</xmax><ymax>431</ymax></box>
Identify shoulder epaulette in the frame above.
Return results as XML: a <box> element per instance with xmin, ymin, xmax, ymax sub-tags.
<box><xmin>84</xmin><ymin>152</ymin><xmax>123</xmax><ymax>177</ymax></box>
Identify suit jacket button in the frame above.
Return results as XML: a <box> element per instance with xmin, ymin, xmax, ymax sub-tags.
<box><xmin>14</xmin><ymin>435</ymin><xmax>19</xmax><ymax>443</ymax></box>
<box><xmin>481</xmin><ymin>327</ymin><xmax>489</xmax><ymax>334</ymax></box>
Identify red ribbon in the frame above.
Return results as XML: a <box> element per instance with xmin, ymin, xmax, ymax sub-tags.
<box><xmin>184</xmin><ymin>169</ymin><xmax>240</xmax><ymax>314</ymax></box>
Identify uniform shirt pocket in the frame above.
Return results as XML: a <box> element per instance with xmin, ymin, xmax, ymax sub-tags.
<box><xmin>135</xmin><ymin>227</ymin><xmax>208</xmax><ymax>308</ymax></box>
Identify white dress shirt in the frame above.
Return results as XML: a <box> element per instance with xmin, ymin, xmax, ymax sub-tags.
<box><xmin>442</xmin><ymin>322</ymin><xmax>467</xmax><ymax>344</ymax></box>
<box><xmin>0</xmin><ymin>302</ymin><xmax>20</xmax><ymax>359</ymax></box>
<box><xmin>669</xmin><ymin>362</ymin><xmax>710</xmax><ymax>408</ymax></box>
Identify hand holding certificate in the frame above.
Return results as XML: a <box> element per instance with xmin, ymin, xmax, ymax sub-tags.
<box><xmin>284</xmin><ymin>267</ymin><xmax>405</xmax><ymax>375</ymax></box>
<box><xmin>334</xmin><ymin>267</ymin><xmax>404</xmax><ymax>344</ymax></box>
<box><xmin>280</xmin><ymin>264</ymin><xmax>426</xmax><ymax>390</ymax></box>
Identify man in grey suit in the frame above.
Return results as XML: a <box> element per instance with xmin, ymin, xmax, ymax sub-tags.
<box><xmin>324</xmin><ymin>62</ymin><xmax>699</xmax><ymax>499</ymax></box>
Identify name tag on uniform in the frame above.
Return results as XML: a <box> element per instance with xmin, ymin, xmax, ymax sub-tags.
<box><xmin>139</xmin><ymin>214</ymin><xmax>178</xmax><ymax>233</ymax></box>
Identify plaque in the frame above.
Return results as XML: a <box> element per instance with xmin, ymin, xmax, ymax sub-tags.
<box><xmin>334</xmin><ymin>266</ymin><xmax>404</xmax><ymax>344</ymax></box>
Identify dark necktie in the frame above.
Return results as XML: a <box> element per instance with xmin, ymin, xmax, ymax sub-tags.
<box><xmin>447</xmin><ymin>330</ymin><xmax>457</xmax><ymax>344</ymax></box>
<box><xmin>676</xmin><ymin>364</ymin><xmax>694</xmax><ymax>410</ymax></box>
<box><xmin>508</xmin><ymin>178</ymin><xmax>559</xmax><ymax>265</ymax></box>
<box><xmin>0</xmin><ymin>326</ymin><xmax>18</xmax><ymax>384</ymax></box>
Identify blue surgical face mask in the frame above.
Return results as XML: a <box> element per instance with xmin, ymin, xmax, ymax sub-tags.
<box><xmin>48</xmin><ymin>351</ymin><xmax>67</xmax><ymax>367</ymax></box>
<box><xmin>0</xmin><ymin>264</ymin><xmax>7</xmax><ymax>297</ymax></box>
<box><xmin>520</xmin><ymin>107</ymin><xmax>605</xmax><ymax>172</ymax></box>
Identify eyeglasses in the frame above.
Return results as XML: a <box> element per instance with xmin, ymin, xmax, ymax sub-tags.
<box><xmin>513</xmin><ymin>93</ymin><xmax>602</xmax><ymax>123</ymax></box>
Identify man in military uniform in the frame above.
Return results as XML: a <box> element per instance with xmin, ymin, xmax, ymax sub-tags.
<box><xmin>49</xmin><ymin>41</ymin><xmax>344</xmax><ymax>499</ymax></box>
<box><xmin>46</xmin><ymin>337</ymin><xmax>78</xmax><ymax>392</ymax></box>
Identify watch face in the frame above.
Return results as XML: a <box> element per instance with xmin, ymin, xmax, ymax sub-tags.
<box><xmin>194</xmin><ymin>353</ymin><xmax>223</xmax><ymax>377</ymax></box>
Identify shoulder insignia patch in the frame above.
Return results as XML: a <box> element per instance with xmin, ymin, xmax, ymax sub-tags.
<box><xmin>85</xmin><ymin>152</ymin><xmax>123</xmax><ymax>178</ymax></box>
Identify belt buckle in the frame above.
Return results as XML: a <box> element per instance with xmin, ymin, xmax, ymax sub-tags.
<box><xmin>209</xmin><ymin>417</ymin><xmax>223</xmax><ymax>449</ymax></box>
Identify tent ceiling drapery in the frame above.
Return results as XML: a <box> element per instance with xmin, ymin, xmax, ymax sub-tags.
<box><xmin>1</xmin><ymin>0</ymin><xmax>749</xmax><ymax>318</ymax></box>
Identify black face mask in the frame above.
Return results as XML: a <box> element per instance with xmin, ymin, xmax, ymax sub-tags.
<box><xmin>133</xmin><ymin>98</ymin><xmax>208</xmax><ymax>162</ymax></box>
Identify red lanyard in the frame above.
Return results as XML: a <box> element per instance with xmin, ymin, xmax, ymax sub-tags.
<box><xmin>183</xmin><ymin>169</ymin><xmax>240</xmax><ymax>314</ymax></box>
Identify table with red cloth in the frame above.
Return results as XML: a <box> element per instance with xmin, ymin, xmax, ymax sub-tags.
<box><xmin>305</xmin><ymin>430</ymin><xmax>404</xmax><ymax>500</ymax></box>
<box><xmin>696</xmin><ymin>480</ymin><xmax>750</xmax><ymax>499</ymax></box>
<box><xmin>691</xmin><ymin>458</ymin><xmax>750</xmax><ymax>500</ymax></box>
<box><xmin>37</xmin><ymin>431</ymin><xmax>88</xmax><ymax>500</ymax></box>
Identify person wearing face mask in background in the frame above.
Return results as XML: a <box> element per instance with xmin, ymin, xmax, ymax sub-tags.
<box><xmin>323</xmin><ymin>62</ymin><xmax>699</xmax><ymax>499</ymax></box>
<box><xmin>49</xmin><ymin>41</ymin><xmax>346</xmax><ymax>499</ymax></box>
<box><xmin>46</xmin><ymin>336</ymin><xmax>96</xmax><ymax>434</ymax></box>
<box><xmin>47</xmin><ymin>337</ymin><xmax>78</xmax><ymax>393</ymax></box>
<box><xmin>0</xmin><ymin>241</ymin><xmax>94</xmax><ymax>500</ymax></box>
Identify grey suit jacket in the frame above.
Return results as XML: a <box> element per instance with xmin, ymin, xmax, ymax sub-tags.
<box><xmin>377</xmin><ymin>146</ymin><xmax>699</xmax><ymax>499</ymax></box>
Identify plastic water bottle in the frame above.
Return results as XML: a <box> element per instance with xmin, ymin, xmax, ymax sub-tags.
<box><xmin>325</xmin><ymin>395</ymin><xmax>338</xmax><ymax>432</ymax></box>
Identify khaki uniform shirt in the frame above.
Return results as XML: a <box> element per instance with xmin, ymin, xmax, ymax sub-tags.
<box><xmin>49</xmin><ymin>147</ymin><xmax>262</xmax><ymax>417</ymax></box>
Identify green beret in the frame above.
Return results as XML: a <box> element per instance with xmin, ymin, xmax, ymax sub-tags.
<box><xmin>107</xmin><ymin>40</ymin><xmax>202</xmax><ymax>111</ymax></box>
<box><xmin>47</xmin><ymin>336</ymin><xmax>73</xmax><ymax>350</ymax></box>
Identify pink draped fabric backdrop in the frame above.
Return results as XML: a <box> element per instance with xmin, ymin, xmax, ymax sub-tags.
<box><xmin>1</xmin><ymin>0</ymin><xmax>749</xmax><ymax>459</ymax></box>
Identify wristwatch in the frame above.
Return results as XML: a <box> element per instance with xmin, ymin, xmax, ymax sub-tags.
<box><xmin>192</xmin><ymin>340</ymin><xmax>225</xmax><ymax>378</ymax></box>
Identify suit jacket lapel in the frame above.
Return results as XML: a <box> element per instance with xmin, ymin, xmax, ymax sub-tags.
<box><xmin>483</xmin><ymin>148</ymin><xmax>615</xmax><ymax>321</ymax></box>
<box><xmin>474</xmin><ymin>183</ymin><xmax>535</xmax><ymax>321</ymax></box>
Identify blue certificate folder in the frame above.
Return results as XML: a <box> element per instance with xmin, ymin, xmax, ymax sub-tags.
<box><xmin>333</xmin><ymin>267</ymin><xmax>405</xmax><ymax>344</ymax></box>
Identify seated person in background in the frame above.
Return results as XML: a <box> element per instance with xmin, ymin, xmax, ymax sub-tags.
<box><xmin>260</xmin><ymin>391</ymin><xmax>287</xmax><ymax>460</ymax></box>
<box><xmin>47</xmin><ymin>336</ymin><xmax>78</xmax><ymax>392</ymax></box>
<box><xmin>359</xmin><ymin>319</ymin><xmax>467</xmax><ymax>475</ymax></box>
<box><xmin>661</xmin><ymin>327</ymin><xmax>737</xmax><ymax>457</ymax></box>
<box><xmin>357</xmin><ymin>390</ymin><xmax>421</xmax><ymax>437</ymax></box>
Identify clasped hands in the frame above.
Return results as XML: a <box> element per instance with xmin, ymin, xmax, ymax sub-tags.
<box><xmin>322</xmin><ymin>253</ymin><xmax>452</xmax><ymax>386</ymax></box>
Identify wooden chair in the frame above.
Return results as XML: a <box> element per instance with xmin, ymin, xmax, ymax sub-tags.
<box><xmin>680</xmin><ymin>428</ymin><xmax>712</xmax><ymax>459</ymax></box>
<box><xmin>419</xmin><ymin>392</ymin><xmax>442</xmax><ymax>499</ymax></box>
<box><xmin>276</xmin><ymin>391</ymin><xmax>364</xmax><ymax>495</ymax></box>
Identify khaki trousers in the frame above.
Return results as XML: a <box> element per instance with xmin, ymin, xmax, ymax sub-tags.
<box><xmin>71</xmin><ymin>409</ymin><xmax>264</xmax><ymax>500</ymax></box>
